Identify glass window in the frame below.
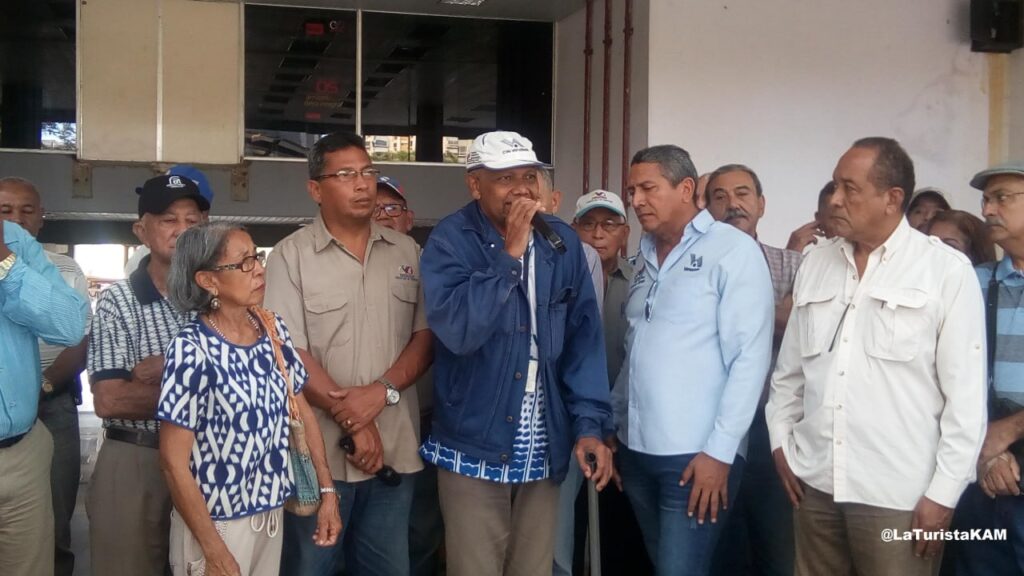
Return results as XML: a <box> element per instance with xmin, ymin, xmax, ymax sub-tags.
<box><xmin>244</xmin><ymin>5</ymin><xmax>358</xmax><ymax>158</ymax></box>
<box><xmin>244</xmin><ymin>8</ymin><xmax>553</xmax><ymax>164</ymax></box>
<box><xmin>0</xmin><ymin>0</ymin><xmax>77</xmax><ymax>151</ymax></box>
<box><xmin>361</xmin><ymin>13</ymin><xmax>552</xmax><ymax>164</ymax></box>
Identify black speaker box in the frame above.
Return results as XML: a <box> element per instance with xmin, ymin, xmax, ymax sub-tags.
<box><xmin>972</xmin><ymin>0</ymin><xmax>1023</xmax><ymax>52</ymax></box>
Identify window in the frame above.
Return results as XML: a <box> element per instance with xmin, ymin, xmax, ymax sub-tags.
<box><xmin>244</xmin><ymin>7</ymin><xmax>553</xmax><ymax>164</ymax></box>
<box><xmin>244</xmin><ymin>5</ymin><xmax>358</xmax><ymax>158</ymax></box>
<box><xmin>0</xmin><ymin>0</ymin><xmax>77</xmax><ymax>151</ymax></box>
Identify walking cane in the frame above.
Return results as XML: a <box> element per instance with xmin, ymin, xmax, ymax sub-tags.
<box><xmin>586</xmin><ymin>453</ymin><xmax>601</xmax><ymax>576</ymax></box>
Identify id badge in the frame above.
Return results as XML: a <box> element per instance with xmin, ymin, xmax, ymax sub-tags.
<box><xmin>526</xmin><ymin>359</ymin><xmax>539</xmax><ymax>393</ymax></box>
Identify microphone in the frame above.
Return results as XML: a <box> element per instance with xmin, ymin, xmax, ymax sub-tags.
<box><xmin>338</xmin><ymin>435</ymin><xmax>402</xmax><ymax>487</ymax></box>
<box><xmin>532</xmin><ymin>213</ymin><xmax>567</xmax><ymax>254</ymax></box>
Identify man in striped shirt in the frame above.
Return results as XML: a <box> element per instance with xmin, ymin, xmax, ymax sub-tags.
<box><xmin>87</xmin><ymin>174</ymin><xmax>207</xmax><ymax>576</ymax></box>
<box><xmin>0</xmin><ymin>177</ymin><xmax>91</xmax><ymax>576</ymax></box>
<box><xmin>953</xmin><ymin>162</ymin><xmax>1024</xmax><ymax>575</ymax></box>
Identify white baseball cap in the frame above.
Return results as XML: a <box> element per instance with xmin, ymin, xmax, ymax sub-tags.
<box><xmin>575</xmin><ymin>189</ymin><xmax>627</xmax><ymax>219</ymax></box>
<box><xmin>466</xmin><ymin>131</ymin><xmax>546</xmax><ymax>171</ymax></box>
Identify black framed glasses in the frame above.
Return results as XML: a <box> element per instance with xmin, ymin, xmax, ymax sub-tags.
<box><xmin>207</xmin><ymin>251</ymin><xmax>266</xmax><ymax>273</ymax></box>
<box><xmin>576</xmin><ymin>219</ymin><xmax>626</xmax><ymax>233</ymax></box>
<box><xmin>374</xmin><ymin>203</ymin><xmax>408</xmax><ymax>218</ymax></box>
<box><xmin>314</xmin><ymin>168</ymin><xmax>381</xmax><ymax>182</ymax></box>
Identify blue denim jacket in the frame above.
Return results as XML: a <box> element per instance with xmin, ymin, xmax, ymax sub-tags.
<box><xmin>421</xmin><ymin>201</ymin><xmax>611</xmax><ymax>482</ymax></box>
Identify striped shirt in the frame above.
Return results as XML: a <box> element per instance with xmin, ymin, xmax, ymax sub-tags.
<box><xmin>761</xmin><ymin>243</ymin><xmax>802</xmax><ymax>305</ymax></box>
<box><xmin>88</xmin><ymin>255</ymin><xmax>193</xmax><ymax>432</ymax></box>
<box><xmin>977</xmin><ymin>257</ymin><xmax>1024</xmax><ymax>407</ymax></box>
<box><xmin>420</xmin><ymin>240</ymin><xmax>551</xmax><ymax>483</ymax></box>
<box><xmin>39</xmin><ymin>251</ymin><xmax>92</xmax><ymax>370</ymax></box>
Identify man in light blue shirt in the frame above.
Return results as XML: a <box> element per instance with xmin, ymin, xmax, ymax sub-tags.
<box><xmin>0</xmin><ymin>219</ymin><xmax>89</xmax><ymax>576</ymax></box>
<box><xmin>613</xmin><ymin>145</ymin><xmax>774</xmax><ymax>575</ymax></box>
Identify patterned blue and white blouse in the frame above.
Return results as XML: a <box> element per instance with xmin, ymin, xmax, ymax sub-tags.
<box><xmin>157</xmin><ymin>312</ymin><xmax>308</xmax><ymax>520</ymax></box>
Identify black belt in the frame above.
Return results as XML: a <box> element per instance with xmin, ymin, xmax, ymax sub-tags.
<box><xmin>0</xmin><ymin>431</ymin><xmax>28</xmax><ymax>449</ymax></box>
<box><xmin>105</xmin><ymin>427</ymin><xmax>160</xmax><ymax>449</ymax></box>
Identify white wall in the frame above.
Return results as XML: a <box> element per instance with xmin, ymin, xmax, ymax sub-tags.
<box><xmin>643</xmin><ymin>0</ymin><xmax>991</xmax><ymax>247</ymax></box>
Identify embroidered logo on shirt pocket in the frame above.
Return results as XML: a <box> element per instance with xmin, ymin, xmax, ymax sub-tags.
<box><xmin>864</xmin><ymin>287</ymin><xmax>930</xmax><ymax>362</ymax></box>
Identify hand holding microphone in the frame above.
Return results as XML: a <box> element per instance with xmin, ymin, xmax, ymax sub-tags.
<box><xmin>505</xmin><ymin>198</ymin><xmax>566</xmax><ymax>259</ymax></box>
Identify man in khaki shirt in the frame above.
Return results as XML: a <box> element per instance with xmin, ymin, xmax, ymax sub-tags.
<box><xmin>265</xmin><ymin>131</ymin><xmax>432</xmax><ymax>576</ymax></box>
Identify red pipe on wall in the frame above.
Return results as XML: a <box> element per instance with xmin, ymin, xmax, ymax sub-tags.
<box><xmin>582</xmin><ymin>0</ymin><xmax>594</xmax><ymax>195</ymax></box>
<box><xmin>601</xmin><ymin>0</ymin><xmax>612</xmax><ymax>190</ymax></box>
<box><xmin>621</xmin><ymin>0</ymin><xmax>633</xmax><ymax>202</ymax></box>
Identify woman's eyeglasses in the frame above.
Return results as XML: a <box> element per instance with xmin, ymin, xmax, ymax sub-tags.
<box><xmin>207</xmin><ymin>251</ymin><xmax>266</xmax><ymax>273</ymax></box>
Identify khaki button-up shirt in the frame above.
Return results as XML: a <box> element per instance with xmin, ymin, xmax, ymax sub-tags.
<box><xmin>265</xmin><ymin>216</ymin><xmax>428</xmax><ymax>481</ymax></box>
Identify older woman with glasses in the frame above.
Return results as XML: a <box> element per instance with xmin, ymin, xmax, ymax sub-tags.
<box><xmin>158</xmin><ymin>223</ymin><xmax>341</xmax><ymax>576</ymax></box>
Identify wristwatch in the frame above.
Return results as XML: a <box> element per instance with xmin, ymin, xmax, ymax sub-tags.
<box><xmin>41</xmin><ymin>376</ymin><xmax>54</xmax><ymax>395</ymax></box>
<box><xmin>0</xmin><ymin>253</ymin><xmax>16</xmax><ymax>282</ymax></box>
<box><xmin>320</xmin><ymin>486</ymin><xmax>337</xmax><ymax>496</ymax></box>
<box><xmin>379</xmin><ymin>377</ymin><xmax>401</xmax><ymax>407</ymax></box>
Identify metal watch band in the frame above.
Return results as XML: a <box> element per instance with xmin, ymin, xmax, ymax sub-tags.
<box><xmin>0</xmin><ymin>253</ymin><xmax>16</xmax><ymax>282</ymax></box>
<box><xmin>319</xmin><ymin>486</ymin><xmax>337</xmax><ymax>495</ymax></box>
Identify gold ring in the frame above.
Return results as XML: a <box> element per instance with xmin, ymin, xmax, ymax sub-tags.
<box><xmin>360</xmin><ymin>458</ymin><xmax>366</xmax><ymax>464</ymax></box>
<box><xmin>345</xmin><ymin>419</ymin><xmax>352</xmax><ymax>427</ymax></box>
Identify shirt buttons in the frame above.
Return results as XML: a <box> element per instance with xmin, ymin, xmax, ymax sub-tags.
<box><xmin>836</xmin><ymin>404</ymin><xmax>843</xmax><ymax>410</ymax></box>
<box><xmin>836</xmin><ymin>440</ymin><xmax>843</xmax><ymax>445</ymax></box>
<box><xmin>514</xmin><ymin>371</ymin><xmax>523</xmax><ymax>380</ymax></box>
<box><xmin>842</xmin><ymin>337</ymin><xmax>848</xmax><ymax>343</ymax></box>
<box><xmin>839</xmin><ymin>371</ymin><xmax>845</xmax><ymax>376</ymax></box>
<box><xmin>500</xmin><ymin>454</ymin><xmax>509</xmax><ymax>462</ymax></box>
<box><xmin>506</xmin><ymin>416</ymin><xmax>514</xmax><ymax>423</ymax></box>
<box><xmin>850</xmin><ymin>304</ymin><xmax>856</xmax><ymax>310</ymax></box>
<box><xmin>852</xmin><ymin>274</ymin><xmax>858</xmax><ymax>280</ymax></box>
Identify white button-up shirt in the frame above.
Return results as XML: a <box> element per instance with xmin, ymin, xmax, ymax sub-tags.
<box><xmin>767</xmin><ymin>218</ymin><xmax>987</xmax><ymax>510</ymax></box>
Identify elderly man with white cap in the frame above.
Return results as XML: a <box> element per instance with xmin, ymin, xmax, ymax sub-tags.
<box><xmin>419</xmin><ymin>130</ymin><xmax>614</xmax><ymax>576</ymax></box>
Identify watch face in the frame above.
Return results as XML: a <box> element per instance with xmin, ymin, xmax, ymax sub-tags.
<box><xmin>386</xmin><ymin>388</ymin><xmax>400</xmax><ymax>405</ymax></box>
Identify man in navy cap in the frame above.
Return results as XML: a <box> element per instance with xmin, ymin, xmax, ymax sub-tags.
<box><xmin>125</xmin><ymin>165</ymin><xmax>214</xmax><ymax>275</ymax></box>
<box><xmin>87</xmin><ymin>174</ymin><xmax>207</xmax><ymax>576</ymax></box>
<box><xmin>375</xmin><ymin>176</ymin><xmax>415</xmax><ymax>235</ymax></box>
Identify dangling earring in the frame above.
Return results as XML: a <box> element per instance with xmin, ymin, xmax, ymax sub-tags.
<box><xmin>210</xmin><ymin>294</ymin><xmax>221</xmax><ymax>311</ymax></box>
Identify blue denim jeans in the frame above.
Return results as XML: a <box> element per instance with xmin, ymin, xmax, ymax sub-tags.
<box><xmin>951</xmin><ymin>482</ymin><xmax>1024</xmax><ymax>575</ymax></box>
<box><xmin>619</xmin><ymin>445</ymin><xmax>745</xmax><ymax>576</ymax></box>
<box><xmin>711</xmin><ymin>408</ymin><xmax>793</xmax><ymax>576</ymax></box>
<box><xmin>281</xmin><ymin>474</ymin><xmax>415</xmax><ymax>576</ymax></box>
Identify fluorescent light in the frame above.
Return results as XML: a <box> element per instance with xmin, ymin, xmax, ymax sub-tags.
<box><xmin>439</xmin><ymin>0</ymin><xmax>486</xmax><ymax>6</ymax></box>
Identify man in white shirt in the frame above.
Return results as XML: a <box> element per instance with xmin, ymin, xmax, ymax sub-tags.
<box><xmin>767</xmin><ymin>137</ymin><xmax>987</xmax><ymax>575</ymax></box>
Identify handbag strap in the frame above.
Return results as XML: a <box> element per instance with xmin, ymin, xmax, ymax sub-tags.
<box><xmin>250</xmin><ymin>307</ymin><xmax>299</xmax><ymax>419</ymax></box>
<box><xmin>987</xmin><ymin>270</ymin><xmax>999</xmax><ymax>404</ymax></box>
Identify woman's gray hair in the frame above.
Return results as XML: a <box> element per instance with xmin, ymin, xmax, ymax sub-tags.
<box><xmin>168</xmin><ymin>222</ymin><xmax>244</xmax><ymax>312</ymax></box>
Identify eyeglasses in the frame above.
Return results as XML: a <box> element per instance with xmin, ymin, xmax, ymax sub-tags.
<box><xmin>981</xmin><ymin>191</ymin><xmax>1024</xmax><ymax>208</ymax></box>
<box><xmin>313</xmin><ymin>168</ymin><xmax>381</xmax><ymax>182</ymax></box>
<box><xmin>207</xmin><ymin>251</ymin><xmax>266</xmax><ymax>273</ymax></box>
<box><xmin>644</xmin><ymin>279</ymin><xmax>660</xmax><ymax>322</ymax></box>
<box><xmin>576</xmin><ymin>219</ymin><xmax>626</xmax><ymax>233</ymax></box>
<box><xmin>375</xmin><ymin>203</ymin><xmax>408</xmax><ymax>218</ymax></box>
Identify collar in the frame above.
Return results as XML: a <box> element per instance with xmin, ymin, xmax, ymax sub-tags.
<box><xmin>312</xmin><ymin>213</ymin><xmax>393</xmax><ymax>253</ymax></box>
<box><xmin>995</xmin><ymin>255</ymin><xmax>1024</xmax><ymax>284</ymax></box>
<box><xmin>838</xmin><ymin>216</ymin><xmax>911</xmax><ymax>263</ymax></box>
<box><xmin>611</xmin><ymin>257</ymin><xmax>635</xmax><ymax>281</ymax></box>
<box><xmin>639</xmin><ymin>209</ymin><xmax>714</xmax><ymax>267</ymax></box>
<box><xmin>128</xmin><ymin>254</ymin><xmax>164</xmax><ymax>306</ymax></box>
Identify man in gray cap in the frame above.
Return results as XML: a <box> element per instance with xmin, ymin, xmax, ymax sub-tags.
<box><xmin>420</xmin><ymin>130</ymin><xmax>613</xmax><ymax>575</ymax></box>
<box><xmin>952</xmin><ymin>161</ymin><xmax>1024</xmax><ymax>575</ymax></box>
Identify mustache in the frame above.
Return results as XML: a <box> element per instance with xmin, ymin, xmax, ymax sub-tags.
<box><xmin>723</xmin><ymin>208</ymin><xmax>748</xmax><ymax>221</ymax></box>
<box><xmin>986</xmin><ymin>217</ymin><xmax>1006</xmax><ymax>227</ymax></box>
